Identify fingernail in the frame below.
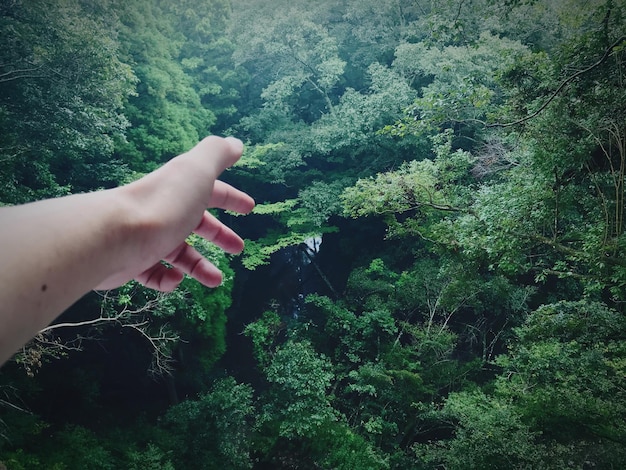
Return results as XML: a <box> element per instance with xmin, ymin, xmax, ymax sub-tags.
<box><xmin>225</xmin><ymin>136</ymin><xmax>244</xmax><ymax>154</ymax></box>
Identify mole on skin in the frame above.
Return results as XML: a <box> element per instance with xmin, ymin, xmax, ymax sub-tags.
<box><xmin>41</xmin><ymin>284</ymin><xmax>47</xmax><ymax>292</ymax></box>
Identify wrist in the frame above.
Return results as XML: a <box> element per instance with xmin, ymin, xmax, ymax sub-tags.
<box><xmin>91</xmin><ymin>185</ymin><xmax>155</xmax><ymax>290</ymax></box>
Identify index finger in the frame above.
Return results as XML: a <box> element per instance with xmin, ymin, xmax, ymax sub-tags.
<box><xmin>209</xmin><ymin>180</ymin><xmax>255</xmax><ymax>214</ymax></box>
<box><xmin>192</xmin><ymin>135</ymin><xmax>245</xmax><ymax>174</ymax></box>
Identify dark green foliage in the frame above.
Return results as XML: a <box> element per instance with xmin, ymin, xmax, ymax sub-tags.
<box><xmin>113</xmin><ymin>0</ymin><xmax>215</xmax><ymax>171</ymax></box>
<box><xmin>416</xmin><ymin>300</ymin><xmax>626</xmax><ymax>468</ymax></box>
<box><xmin>243</xmin><ymin>310</ymin><xmax>283</xmax><ymax>368</ymax></box>
<box><xmin>24</xmin><ymin>424</ymin><xmax>115</xmax><ymax>470</ymax></box>
<box><xmin>161</xmin><ymin>0</ymin><xmax>246</xmax><ymax>133</ymax></box>
<box><xmin>126</xmin><ymin>443</ymin><xmax>174</xmax><ymax>470</ymax></box>
<box><xmin>3</xmin><ymin>0</ymin><xmax>626</xmax><ymax>468</ymax></box>
<box><xmin>0</xmin><ymin>0</ymin><xmax>136</xmax><ymax>203</ymax></box>
<box><xmin>163</xmin><ymin>377</ymin><xmax>254</xmax><ymax>469</ymax></box>
<box><xmin>415</xmin><ymin>391</ymin><xmax>544</xmax><ymax>469</ymax></box>
<box><xmin>498</xmin><ymin>301</ymin><xmax>626</xmax><ymax>444</ymax></box>
<box><xmin>261</xmin><ymin>340</ymin><xmax>337</xmax><ymax>439</ymax></box>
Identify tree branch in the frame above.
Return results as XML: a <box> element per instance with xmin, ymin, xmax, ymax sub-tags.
<box><xmin>529</xmin><ymin>233</ymin><xmax>626</xmax><ymax>268</ymax></box>
<box><xmin>488</xmin><ymin>35</ymin><xmax>626</xmax><ymax>128</ymax></box>
<box><xmin>0</xmin><ymin>64</ymin><xmax>45</xmax><ymax>83</ymax></box>
<box><xmin>15</xmin><ymin>290</ymin><xmax>180</xmax><ymax>377</ymax></box>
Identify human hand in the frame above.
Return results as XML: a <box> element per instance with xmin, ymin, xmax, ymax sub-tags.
<box><xmin>95</xmin><ymin>136</ymin><xmax>255</xmax><ymax>292</ymax></box>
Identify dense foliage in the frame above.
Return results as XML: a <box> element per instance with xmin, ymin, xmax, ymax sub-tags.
<box><xmin>1</xmin><ymin>0</ymin><xmax>626</xmax><ymax>468</ymax></box>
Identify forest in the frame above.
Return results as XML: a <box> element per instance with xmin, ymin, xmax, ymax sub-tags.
<box><xmin>1</xmin><ymin>0</ymin><xmax>625</xmax><ymax>468</ymax></box>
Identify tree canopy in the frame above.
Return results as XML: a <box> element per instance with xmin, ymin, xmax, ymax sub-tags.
<box><xmin>1</xmin><ymin>0</ymin><xmax>626</xmax><ymax>468</ymax></box>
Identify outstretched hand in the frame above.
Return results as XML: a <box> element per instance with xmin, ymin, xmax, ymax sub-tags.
<box><xmin>0</xmin><ymin>135</ymin><xmax>254</xmax><ymax>363</ymax></box>
<box><xmin>95</xmin><ymin>136</ymin><xmax>255</xmax><ymax>292</ymax></box>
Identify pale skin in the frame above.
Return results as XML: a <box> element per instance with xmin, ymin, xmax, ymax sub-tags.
<box><xmin>0</xmin><ymin>136</ymin><xmax>255</xmax><ymax>365</ymax></box>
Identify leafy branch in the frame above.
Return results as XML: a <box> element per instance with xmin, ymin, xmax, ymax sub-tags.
<box><xmin>488</xmin><ymin>35</ymin><xmax>626</xmax><ymax>128</ymax></box>
<box><xmin>0</xmin><ymin>62</ymin><xmax>45</xmax><ymax>83</ymax></box>
<box><xmin>14</xmin><ymin>290</ymin><xmax>180</xmax><ymax>377</ymax></box>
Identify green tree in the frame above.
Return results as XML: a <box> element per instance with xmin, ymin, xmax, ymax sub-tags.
<box><xmin>415</xmin><ymin>391</ymin><xmax>544</xmax><ymax>469</ymax></box>
<box><xmin>497</xmin><ymin>301</ymin><xmax>626</xmax><ymax>444</ymax></box>
<box><xmin>389</xmin><ymin>32</ymin><xmax>529</xmax><ymax>140</ymax></box>
<box><xmin>250</xmin><ymin>334</ymin><xmax>387</xmax><ymax>468</ymax></box>
<box><xmin>160</xmin><ymin>0</ymin><xmax>246</xmax><ymax>133</ymax></box>
<box><xmin>0</xmin><ymin>0</ymin><xmax>135</xmax><ymax>203</ymax></box>
<box><xmin>126</xmin><ymin>443</ymin><xmax>174</xmax><ymax>470</ymax></box>
<box><xmin>243</xmin><ymin>310</ymin><xmax>283</xmax><ymax>368</ymax></box>
<box><xmin>417</xmin><ymin>300</ymin><xmax>626</xmax><ymax>468</ymax></box>
<box><xmin>261</xmin><ymin>340</ymin><xmax>336</xmax><ymax>439</ymax></box>
<box><xmin>232</xmin><ymin>5</ymin><xmax>345</xmax><ymax>120</ymax></box>
<box><xmin>163</xmin><ymin>377</ymin><xmax>254</xmax><ymax>469</ymax></box>
<box><xmin>113</xmin><ymin>0</ymin><xmax>215</xmax><ymax>171</ymax></box>
<box><xmin>39</xmin><ymin>424</ymin><xmax>116</xmax><ymax>470</ymax></box>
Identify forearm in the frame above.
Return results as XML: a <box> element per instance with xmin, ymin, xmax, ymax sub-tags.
<box><xmin>0</xmin><ymin>188</ymin><xmax>137</xmax><ymax>363</ymax></box>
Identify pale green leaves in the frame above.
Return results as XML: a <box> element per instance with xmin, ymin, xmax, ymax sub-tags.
<box><xmin>344</xmin><ymin>160</ymin><xmax>422</xmax><ymax>217</ymax></box>
<box><xmin>317</xmin><ymin>56</ymin><xmax>347</xmax><ymax>89</ymax></box>
<box><xmin>342</xmin><ymin>159</ymin><xmax>450</xmax><ymax>219</ymax></box>
<box><xmin>341</xmin><ymin>129</ymin><xmax>475</xmax><ymax>246</ymax></box>
<box><xmin>240</xmin><ymin>182</ymin><xmax>342</xmax><ymax>270</ymax></box>
<box><xmin>234</xmin><ymin>142</ymin><xmax>304</xmax><ymax>184</ymax></box>
<box><xmin>232</xmin><ymin>9</ymin><xmax>345</xmax><ymax>114</ymax></box>
<box><xmin>298</xmin><ymin>181</ymin><xmax>344</xmax><ymax>227</ymax></box>
<box><xmin>311</xmin><ymin>63</ymin><xmax>416</xmax><ymax>156</ymax></box>
<box><xmin>260</xmin><ymin>74</ymin><xmax>308</xmax><ymax>112</ymax></box>
<box><xmin>241</xmin><ymin>224</ymin><xmax>335</xmax><ymax>271</ymax></box>
<box><xmin>251</xmin><ymin>199</ymin><xmax>298</xmax><ymax>216</ymax></box>
<box><xmin>391</xmin><ymin>32</ymin><xmax>529</xmax><ymax>134</ymax></box>
<box><xmin>242</xmin><ymin>233</ymin><xmax>319</xmax><ymax>270</ymax></box>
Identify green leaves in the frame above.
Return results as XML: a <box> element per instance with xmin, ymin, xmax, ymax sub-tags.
<box><xmin>342</xmin><ymin>159</ymin><xmax>442</xmax><ymax>218</ymax></box>
<box><xmin>489</xmin><ymin>300</ymin><xmax>626</xmax><ymax>463</ymax></box>
<box><xmin>341</xmin><ymin>130</ymin><xmax>473</xmax><ymax>245</ymax></box>
<box><xmin>242</xmin><ymin>231</ymin><xmax>323</xmax><ymax>270</ymax></box>
<box><xmin>416</xmin><ymin>303</ymin><xmax>626</xmax><ymax>467</ymax></box>
<box><xmin>416</xmin><ymin>391</ymin><xmax>543</xmax><ymax>470</ymax></box>
<box><xmin>310</xmin><ymin>63</ymin><xmax>416</xmax><ymax>160</ymax></box>
<box><xmin>232</xmin><ymin>6</ymin><xmax>345</xmax><ymax>118</ymax></box>
<box><xmin>114</xmin><ymin>0</ymin><xmax>216</xmax><ymax>170</ymax></box>
<box><xmin>243</xmin><ymin>311</ymin><xmax>282</xmax><ymax>368</ymax></box>
<box><xmin>163</xmin><ymin>377</ymin><xmax>255</xmax><ymax>469</ymax></box>
<box><xmin>0</xmin><ymin>0</ymin><xmax>136</xmax><ymax>202</ymax></box>
<box><xmin>263</xmin><ymin>340</ymin><xmax>337</xmax><ymax>438</ymax></box>
<box><xmin>390</xmin><ymin>32</ymin><xmax>529</xmax><ymax>137</ymax></box>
